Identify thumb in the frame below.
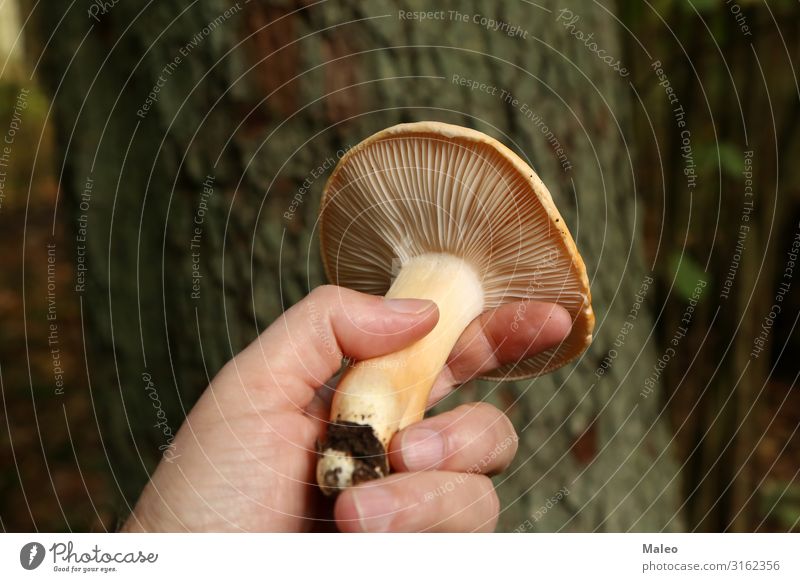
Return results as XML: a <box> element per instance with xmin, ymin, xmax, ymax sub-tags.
<box><xmin>214</xmin><ymin>285</ymin><xmax>439</xmax><ymax>411</ymax></box>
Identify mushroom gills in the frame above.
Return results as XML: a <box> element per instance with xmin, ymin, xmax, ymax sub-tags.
<box><xmin>317</xmin><ymin>252</ymin><xmax>484</xmax><ymax>495</ymax></box>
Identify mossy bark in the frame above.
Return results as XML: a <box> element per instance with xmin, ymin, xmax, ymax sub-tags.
<box><xmin>33</xmin><ymin>0</ymin><xmax>681</xmax><ymax>530</ymax></box>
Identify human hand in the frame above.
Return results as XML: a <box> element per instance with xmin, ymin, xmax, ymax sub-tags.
<box><xmin>122</xmin><ymin>285</ymin><xmax>571</xmax><ymax>532</ymax></box>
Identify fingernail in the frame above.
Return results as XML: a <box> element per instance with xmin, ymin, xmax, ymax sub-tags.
<box><xmin>384</xmin><ymin>298</ymin><xmax>435</xmax><ymax>314</ymax></box>
<box><xmin>400</xmin><ymin>428</ymin><xmax>445</xmax><ymax>471</ymax></box>
<box><xmin>351</xmin><ymin>487</ymin><xmax>396</xmax><ymax>533</ymax></box>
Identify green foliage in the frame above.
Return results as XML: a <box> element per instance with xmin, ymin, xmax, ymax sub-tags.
<box><xmin>760</xmin><ymin>482</ymin><xmax>800</xmax><ymax>531</ymax></box>
<box><xmin>696</xmin><ymin>142</ymin><xmax>742</xmax><ymax>179</ymax></box>
<box><xmin>0</xmin><ymin>79</ymin><xmax>51</xmax><ymax>171</ymax></box>
<box><xmin>681</xmin><ymin>0</ymin><xmax>719</xmax><ymax>13</ymax></box>
<box><xmin>668</xmin><ymin>252</ymin><xmax>709</xmax><ymax>301</ymax></box>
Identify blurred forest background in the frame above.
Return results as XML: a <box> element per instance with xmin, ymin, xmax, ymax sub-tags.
<box><xmin>0</xmin><ymin>0</ymin><xmax>798</xmax><ymax>532</ymax></box>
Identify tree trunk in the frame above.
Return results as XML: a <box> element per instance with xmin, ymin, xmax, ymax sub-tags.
<box><xmin>619</xmin><ymin>2</ymin><xmax>800</xmax><ymax>532</ymax></box>
<box><xmin>33</xmin><ymin>0</ymin><xmax>681</xmax><ymax>531</ymax></box>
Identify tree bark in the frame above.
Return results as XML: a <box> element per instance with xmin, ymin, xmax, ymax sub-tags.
<box><xmin>33</xmin><ymin>0</ymin><xmax>681</xmax><ymax>531</ymax></box>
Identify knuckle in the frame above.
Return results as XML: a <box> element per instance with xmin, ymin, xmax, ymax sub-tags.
<box><xmin>308</xmin><ymin>284</ymin><xmax>340</xmax><ymax>303</ymax></box>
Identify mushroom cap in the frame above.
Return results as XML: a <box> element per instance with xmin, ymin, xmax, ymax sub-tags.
<box><xmin>319</xmin><ymin>121</ymin><xmax>594</xmax><ymax>380</ymax></box>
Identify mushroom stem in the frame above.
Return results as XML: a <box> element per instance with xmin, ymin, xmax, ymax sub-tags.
<box><xmin>317</xmin><ymin>253</ymin><xmax>484</xmax><ymax>495</ymax></box>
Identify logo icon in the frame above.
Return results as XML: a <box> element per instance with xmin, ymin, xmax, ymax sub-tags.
<box><xmin>20</xmin><ymin>542</ymin><xmax>45</xmax><ymax>570</ymax></box>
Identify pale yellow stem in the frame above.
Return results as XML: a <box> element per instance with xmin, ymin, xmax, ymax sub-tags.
<box><xmin>317</xmin><ymin>253</ymin><xmax>484</xmax><ymax>494</ymax></box>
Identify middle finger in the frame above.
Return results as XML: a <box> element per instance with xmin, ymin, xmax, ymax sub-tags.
<box><xmin>388</xmin><ymin>402</ymin><xmax>519</xmax><ymax>475</ymax></box>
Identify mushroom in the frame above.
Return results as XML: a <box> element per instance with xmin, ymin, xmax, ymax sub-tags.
<box><xmin>315</xmin><ymin>121</ymin><xmax>594</xmax><ymax>495</ymax></box>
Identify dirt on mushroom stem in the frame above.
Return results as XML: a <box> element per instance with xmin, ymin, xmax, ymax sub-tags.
<box><xmin>317</xmin><ymin>421</ymin><xmax>388</xmax><ymax>496</ymax></box>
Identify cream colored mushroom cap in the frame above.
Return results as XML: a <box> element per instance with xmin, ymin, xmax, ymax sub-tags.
<box><xmin>319</xmin><ymin>121</ymin><xmax>594</xmax><ymax>380</ymax></box>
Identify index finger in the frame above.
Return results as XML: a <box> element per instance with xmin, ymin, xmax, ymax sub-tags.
<box><xmin>429</xmin><ymin>301</ymin><xmax>572</xmax><ymax>403</ymax></box>
<box><xmin>213</xmin><ymin>285</ymin><xmax>439</xmax><ymax>412</ymax></box>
